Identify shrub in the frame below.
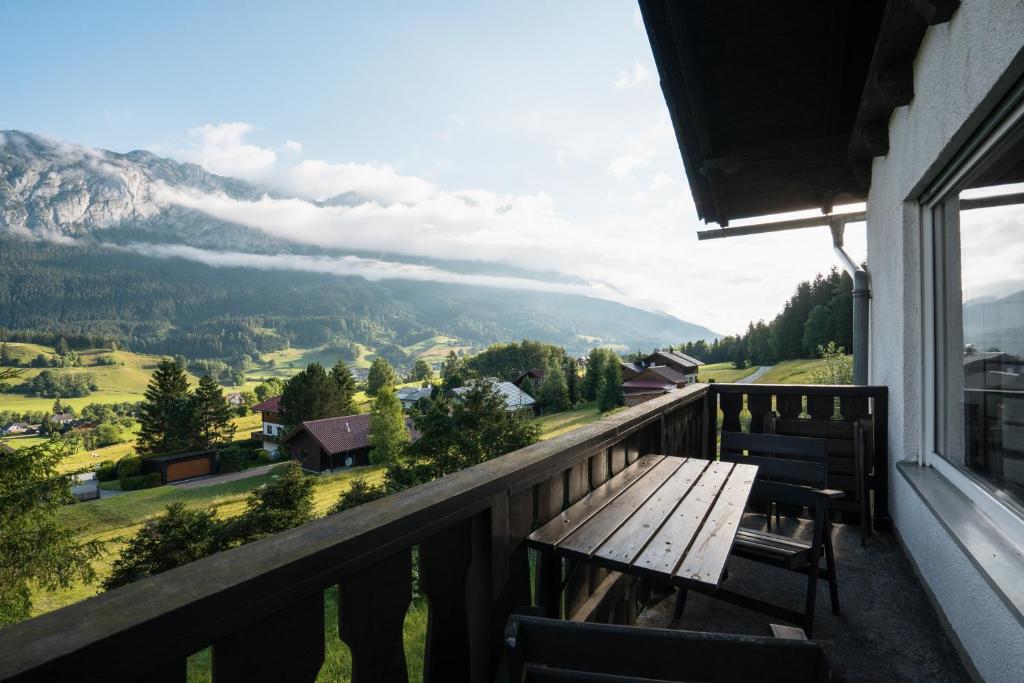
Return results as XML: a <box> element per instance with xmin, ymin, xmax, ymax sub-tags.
<box><xmin>329</xmin><ymin>478</ymin><xmax>387</xmax><ymax>514</ymax></box>
<box><xmin>218</xmin><ymin>449</ymin><xmax>244</xmax><ymax>473</ymax></box>
<box><xmin>117</xmin><ymin>456</ymin><xmax>142</xmax><ymax>480</ymax></box>
<box><xmin>120</xmin><ymin>473</ymin><xmax>161</xmax><ymax>491</ymax></box>
<box><xmin>255</xmin><ymin>451</ymin><xmax>271</xmax><ymax>464</ymax></box>
<box><xmin>95</xmin><ymin>460</ymin><xmax>118</xmax><ymax>482</ymax></box>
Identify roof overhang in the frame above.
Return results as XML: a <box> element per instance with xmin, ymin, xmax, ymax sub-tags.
<box><xmin>641</xmin><ymin>0</ymin><xmax>959</xmax><ymax>228</ymax></box>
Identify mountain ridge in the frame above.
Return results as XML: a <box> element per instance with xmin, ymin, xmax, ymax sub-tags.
<box><xmin>0</xmin><ymin>130</ymin><xmax>721</xmax><ymax>362</ymax></box>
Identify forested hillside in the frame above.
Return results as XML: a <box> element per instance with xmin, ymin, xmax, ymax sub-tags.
<box><xmin>678</xmin><ymin>269</ymin><xmax>854</xmax><ymax>366</ymax></box>
<box><xmin>0</xmin><ymin>236</ymin><xmax>719</xmax><ymax>367</ymax></box>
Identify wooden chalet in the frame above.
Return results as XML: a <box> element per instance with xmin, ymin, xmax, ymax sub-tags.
<box><xmin>282</xmin><ymin>413</ymin><xmax>418</xmax><ymax>473</ymax></box>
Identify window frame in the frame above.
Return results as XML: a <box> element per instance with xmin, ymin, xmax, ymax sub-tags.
<box><xmin>919</xmin><ymin>84</ymin><xmax>1024</xmax><ymax>545</ymax></box>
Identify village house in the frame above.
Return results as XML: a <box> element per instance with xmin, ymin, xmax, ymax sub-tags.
<box><xmin>621</xmin><ymin>365</ymin><xmax>688</xmax><ymax>407</ymax></box>
<box><xmin>250</xmin><ymin>395</ymin><xmax>285</xmax><ymax>456</ymax></box>
<box><xmin>0</xmin><ymin>421</ymin><xmax>32</xmax><ymax>436</ymax></box>
<box><xmin>282</xmin><ymin>413</ymin><xmax>418</xmax><ymax>473</ymax></box>
<box><xmin>49</xmin><ymin>412</ymin><xmax>75</xmax><ymax>429</ymax></box>
<box><xmin>449</xmin><ymin>377</ymin><xmax>537</xmax><ymax>413</ymax></box>
<box><xmin>644</xmin><ymin>350</ymin><xmax>703</xmax><ymax>385</ymax></box>
<box><xmin>396</xmin><ymin>385</ymin><xmax>433</xmax><ymax>411</ymax></box>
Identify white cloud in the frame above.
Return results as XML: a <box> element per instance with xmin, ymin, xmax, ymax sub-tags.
<box><xmin>282</xmin><ymin>140</ymin><xmax>303</xmax><ymax>154</ymax></box>
<box><xmin>613</xmin><ymin>61</ymin><xmax>652</xmax><ymax>90</ymax></box>
<box><xmin>279</xmin><ymin>159</ymin><xmax>434</xmax><ymax>204</ymax></box>
<box><xmin>112</xmin><ymin>242</ymin><xmax>630</xmax><ymax>302</ymax></box>
<box><xmin>179</xmin><ymin>122</ymin><xmax>277</xmax><ymax>180</ymax></box>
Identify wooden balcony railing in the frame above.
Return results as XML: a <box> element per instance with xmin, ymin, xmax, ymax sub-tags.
<box><xmin>0</xmin><ymin>385</ymin><xmax>710</xmax><ymax>683</ymax></box>
<box><xmin>0</xmin><ymin>382</ymin><xmax>888</xmax><ymax>682</ymax></box>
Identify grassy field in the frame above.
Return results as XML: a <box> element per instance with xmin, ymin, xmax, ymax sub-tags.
<box><xmin>752</xmin><ymin>358</ymin><xmax>833</xmax><ymax>384</ymax></box>
<box><xmin>32</xmin><ymin>464</ymin><xmax>386</xmax><ymax>618</ymax></box>
<box><xmin>0</xmin><ymin>343</ymin><xmax>202</xmax><ymax>414</ymax></box>
<box><xmin>535</xmin><ymin>401</ymin><xmax>603</xmax><ymax>440</ymax></box>
<box><xmin>698</xmin><ymin>362</ymin><xmax>758</xmax><ymax>383</ymax></box>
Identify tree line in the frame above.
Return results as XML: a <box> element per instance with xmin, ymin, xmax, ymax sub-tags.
<box><xmin>675</xmin><ymin>269</ymin><xmax>854</xmax><ymax>367</ymax></box>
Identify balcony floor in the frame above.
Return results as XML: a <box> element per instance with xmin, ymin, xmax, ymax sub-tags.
<box><xmin>637</xmin><ymin>515</ymin><xmax>971</xmax><ymax>682</ymax></box>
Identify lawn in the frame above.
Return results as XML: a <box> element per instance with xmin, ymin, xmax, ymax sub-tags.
<box><xmin>698</xmin><ymin>362</ymin><xmax>758</xmax><ymax>383</ymax></box>
<box><xmin>32</xmin><ymin>465</ymin><xmax>385</xmax><ymax>618</ymax></box>
<box><xmin>1</xmin><ymin>344</ymin><xmax>202</xmax><ymax>413</ymax></box>
<box><xmin>753</xmin><ymin>358</ymin><xmax>837</xmax><ymax>384</ymax></box>
<box><xmin>534</xmin><ymin>401</ymin><xmax>604</xmax><ymax>440</ymax></box>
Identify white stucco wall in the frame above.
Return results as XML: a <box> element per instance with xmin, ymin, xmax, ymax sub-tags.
<box><xmin>867</xmin><ymin>2</ymin><xmax>1024</xmax><ymax>680</ymax></box>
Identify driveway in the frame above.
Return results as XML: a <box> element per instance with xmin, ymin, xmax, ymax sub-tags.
<box><xmin>171</xmin><ymin>463</ymin><xmax>278</xmax><ymax>490</ymax></box>
<box><xmin>737</xmin><ymin>365</ymin><xmax>773</xmax><ymax>384</ymax></box>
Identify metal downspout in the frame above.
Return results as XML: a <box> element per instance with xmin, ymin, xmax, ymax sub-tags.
<box><xmin>830</xmin><ymin>219</ymin><xmax>870</xmax><ymax>385</ymax></box>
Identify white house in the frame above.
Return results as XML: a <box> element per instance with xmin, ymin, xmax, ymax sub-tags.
<box><xmin>251</xmin><ymin>395</ymin><xmax>285</xmax><ymax>456</ymax></box>
<box><xmin>644</xmin><ymin>2</ymin><xmax>1024</xmax><ymax>680</ymax></box>
<box><xmin>449</xmin><ymin>378</ymin><xmax>537</xmax><ymax>413</ymax></box>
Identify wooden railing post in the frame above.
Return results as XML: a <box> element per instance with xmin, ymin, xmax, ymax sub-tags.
<box><xmin>338</xmin><ymin>550</ymin><xmax>412</xmax><ymax>683</ymax></box>
<box><xmin>420</xmin><ymin>521</ymin><xmax>473</xmax><ymax>683</ymax></box>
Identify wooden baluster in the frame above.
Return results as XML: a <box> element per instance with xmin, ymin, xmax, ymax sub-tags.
<box><xmin>747</xmin><ymin>393</ymin><xmax>771</xmax><ymax>434</ymax></box>
<box><xmin>490</xmin><ymin>488</ymin><xmax>534</xmax><ymax>652</ymax></box>
<box><xmin>705</xmin><ymin>388</ymin><xmax>718</xmax><ymax>459</ymax></box>
<box><xmin>213</xmin><ymin>592</ymin><xmax>324</xmax><ymax>683</ymax></box>
<box><xmin>140</xmin><ymin>660</ymin><xmax>186</xmax><ymax>683</ymax></box>
<box><xmin>465</xmin><ymin>511</ymin><xmax>492</xmax><ymax>681</ymax></box>
<box><xmin>807</xmin><ymin>394</ymin><xmax>834</xmax><ymax>420</ymax></box>
<box><xmin>609</xmin><ymin>443</ymin><xmax>627</xmax><ymax>475</ymax></box>
<box><xmin>720</xmin><ymin>392</ymin><xmax>742</xmax><ymax>433</ymax></box>
<box><xmin>420</xmin><ymin>521</ymin><xmax>473</xmax><ymax>683</ymax></box>
<box><xmin>338</xmin><ymin>550</ymin><xmax>412</xmax><ymax>683</ymax></box>
<box><xmin>776</xmin><ymin>393</ymin><xmax>802</xmax><ymax>419</ymax></box>
<box><xmin>590</xmin><ymin>449</ymin><xmax>609</xmax><ymax>488</ymax></box>
<box><xmin>534</xmin><ymin>473</ymin><xmax>565</xmax><ymax>618</ymax></box>
<box><xmin>565</xmin><ymin>461</ymin><xmax>592</xmax><ymax>617</ymax></box>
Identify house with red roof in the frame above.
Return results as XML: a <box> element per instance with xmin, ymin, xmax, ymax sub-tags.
<box><xmin>251</xmin><ymin>395</ymin><xmax>285</xmax><ymax>456</ymax></box>
<box><xmin>281</xmin><ymin>413</ymin><xmax>419</xmax><ymax>473</ymax></box>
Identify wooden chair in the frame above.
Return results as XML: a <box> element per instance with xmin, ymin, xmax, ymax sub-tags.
<box><xmin>765</xmin><ymin>413</ymin><xmax>872</xmax><ymax>545</ymax></box>
<box><xmin>497</xmin><ymin>614</ymin><xmax>842</xmax><ymax>682</ymax></box>
<box><xmin>676</xmin><ymin>432</ymin><xmax>842</xmax><ymax>637</ymax></box>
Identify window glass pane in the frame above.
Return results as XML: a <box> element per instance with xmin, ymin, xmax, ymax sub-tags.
<box><xmin>958</xmin><ymin>176</ymin><xmax>1024</xmax><ymax>503</ymax></box>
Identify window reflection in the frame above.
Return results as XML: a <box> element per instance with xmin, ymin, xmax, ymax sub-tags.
<box><xmin>959</xmin><ymin>186</ymin><xmax>1024</xmax><ymax>503</ymax></box>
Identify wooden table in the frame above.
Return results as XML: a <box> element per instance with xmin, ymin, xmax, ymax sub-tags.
<box><xmin>528</xmin><ymin>454</ymin><xmax>758</xmax><ymax>589</ymax></box>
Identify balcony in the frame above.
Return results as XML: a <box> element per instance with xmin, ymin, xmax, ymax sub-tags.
<box><xmin>251</xmin><ymin>430</ymin><xmax>280</xmax><ymax>444</ymax></box>
<box><xmin>0</xmin><ymin>382</ymin><xmax>968</xmax><ymax>682</ymax></box>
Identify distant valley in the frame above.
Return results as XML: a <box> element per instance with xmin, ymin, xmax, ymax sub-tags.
<box><xmin>0</xmin><ymin>130</ymin><xmax>719</xmax><ymax>365</ymax></box>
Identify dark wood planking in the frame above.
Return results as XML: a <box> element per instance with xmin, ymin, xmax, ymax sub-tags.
<box><xmin>631</xmin><ymin>460</ymin><xmax>729</xmax><ymax>575</ymax></box>
<box><xmin>589</xmin><ymin>450</ymin><xmax>609</xmax><ymax>488</ymax></box>
<box><xmin>420</xmin><ymin>521</ymin><xmax>472</xmax><ymax>683</ymax></box>
<box><xmin>213</xmin><ymin>592</ymin><xmax>324</xmax><ymax>683</ymax></box>
<box><xmin>564</xmin><ymin>460</ymin><xmax>595</xmax><ymax>617</ymax></box>
<box><xmin>593</xmin><ymin>459</ymin><xmax>707</xmax><ymax>565</ymax></box>
<box><xmin>806</xmin><ymin>394</ymin><xmax>835</xmax><ymax>420</ymax></box>
<box><xmin>138</xmin><ymin>661</ymin><xmax>186</xmax><ymax>683</ymax></box>
<box><xmin>338</xmin><ymin>550</ymin><xmax>412</xmax><ymax>683</ymax></box>
<box><xmin>528</xmin><ymin>457</ymin><xmax>661</xmax><ymax>548</ymax></box>
<box><xmin>675</xmin><ymin>463</ymin><xmax>757</xmax><ymax>586</ymax></box>
<box><xmin>552</xmin><ymin>458</ymin><xmax>683</xmax><ymax>558</ymax></box>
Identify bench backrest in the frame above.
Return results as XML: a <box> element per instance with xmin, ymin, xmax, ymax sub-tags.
<box><xmin>719</xmin><ymin>432</ymin><xmax>829</xmax><ymax>508</ymax></box>
<box><xmin>499</xmin><ymin>614</ymin><xmax>834</xmax><ymax>682</ymax></box>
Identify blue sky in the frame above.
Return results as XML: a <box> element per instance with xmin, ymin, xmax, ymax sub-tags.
<box><xmin>1</xmin><ymin>1</ymin><xmax>866</xmax><ymax>334</ymax></box>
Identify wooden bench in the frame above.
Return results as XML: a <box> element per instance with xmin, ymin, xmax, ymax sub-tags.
<box><xmin>498</xmin><ymin>614</ymin><xmax>842</xmax><ymax>682</ymax></box>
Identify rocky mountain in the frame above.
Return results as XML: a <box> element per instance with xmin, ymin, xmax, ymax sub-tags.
<box><xmin>0</xmin><ymin>130</ymin><xmax>720</xmax><ymax>361</ymax></box>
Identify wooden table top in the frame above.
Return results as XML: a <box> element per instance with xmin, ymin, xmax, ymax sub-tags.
<box><xmin>527</xmin><ymin>455</ymin><xmax>758</xmax><ymax>589</ymax></box>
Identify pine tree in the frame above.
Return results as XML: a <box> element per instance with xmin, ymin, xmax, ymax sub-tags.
<box><xmin>330</xmin><ymin>361</ymin><xmax>357</xmax><ymax>415</ymax></box>
<box><xmin>368</xmin><ymin>381</ymin><xmax>410</xmax><ymax>465</ymax></box>
<box><xmin>0</xmin><ymin>342</ymin><xmax>12</xmax><ymax>366</ymax></box>
<box><xmin>137</xmin><ymin>358</ymin><xmax>192</xmax><ymax>454</ymax></box>
<box><xmin>583</xmin><ymin>348</ymin><xmax>607</xmax><ymax>401</ymax></box>
<box><xmin>366</xmin><ymin>357</ymin><xmax>397</xmax><ymax>397</ymax></box>
<box><xmin>564</xmin><ymin>356</ymin><xmax>580</xmax><ymax>406</ymax></box>
<box><xmin>538</xmin><ymin>361</ymin><xmax>569</xmax><ymax>413</ymax></box>
<box><xmin>410</xmin><ymin>359</ymin><xmax>434</xmax><ymax>384</ymax></box>
<box><xmin>1</xmin><ymin>440</ymin><xmax>103</xmax><ymax>623</ymax></box>
<box><xmin>190</xmin><ymin>375</ymin><xmax>237</xmax><ymax>449</ymax></box>
<box><xmin>279</xmin><ymin>363</ymin><xmax>347</xmax><ymax>425</ymax></box>
<box><xmin>597</xmin><ymin>358</ymin><xmax>624</xmax><ymax>412</ymax></box>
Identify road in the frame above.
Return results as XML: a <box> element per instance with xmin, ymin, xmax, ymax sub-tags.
<box><xmin>171</xmin><ymin>463</ymin><xmax>278</xmax><ymax>489</ymax></box>
<box><xmin>737</xmin><ymin>365</ymin><xmax>773</xmax><ymax>384</ymax></box>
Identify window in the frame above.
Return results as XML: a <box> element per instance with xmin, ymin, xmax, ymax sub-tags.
<box><xmin>928</xmin><ymin>103</ymin><xmax>1024</xmax><ymax>510</ymax></box>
